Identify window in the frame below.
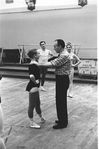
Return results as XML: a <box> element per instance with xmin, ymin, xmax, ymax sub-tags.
<box><xmin>6</xmin><ymin>0</ymin><xmax>13</xmax><ymax>4</ymax></box>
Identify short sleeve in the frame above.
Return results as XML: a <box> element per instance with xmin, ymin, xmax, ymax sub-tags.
<box><xmin>29</xmin><ymin>64</ymin><xmax>35</xmax><ymax>75</ymax></box>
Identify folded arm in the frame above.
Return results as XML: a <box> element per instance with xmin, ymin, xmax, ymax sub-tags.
<box><xmin>30</xmin><ymin>74</ymin><xmax>39</xmax><ymax>84</ymax></box>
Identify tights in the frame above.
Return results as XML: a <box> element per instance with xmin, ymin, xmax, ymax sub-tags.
<box><xmin>28</xmin><ymin>91</ymin><xmax>41</xmax><ymax>119</ymax></box>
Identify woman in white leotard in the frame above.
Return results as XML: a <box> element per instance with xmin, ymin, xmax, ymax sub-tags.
<box><xmin>66</xmin><ymin>43</ymin><xmax>81</xmax><ymax>98</ymax></box>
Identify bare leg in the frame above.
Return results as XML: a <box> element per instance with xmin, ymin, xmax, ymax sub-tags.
<box><xmin>68</xmin><ymin>67</ymin><xmax>74</xmax><ymax>97</ymax></box>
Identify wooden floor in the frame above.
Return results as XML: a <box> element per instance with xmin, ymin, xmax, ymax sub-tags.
<box><xmin>0</xmin><ymin>78</ymin><xmax>98</xmax><ymax>149</ymax></box>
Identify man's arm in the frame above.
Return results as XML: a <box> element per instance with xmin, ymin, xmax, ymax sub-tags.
<box><xmin>48</xmin><ymin>56</ymin><xmax>58</xmax><ymax>62</ymax></box>
<box><xmin>39</xmin><ymin>62</ymin><xmax>53</xmax><ymax>68</ymax></box>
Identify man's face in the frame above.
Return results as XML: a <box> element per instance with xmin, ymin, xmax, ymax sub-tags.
<box><xmin>40</xmin><ymin>43</ymin><xmax>46</xmax><ymax>50</ymax></box>
<box><xmin>35</xmin><ymin>52</ymin><xmax>40</xmax><ymax>61</ymax></box>
<box><xmin>53</xmin><ymin>41</ymin><xmax>60</xmax><ymax>53</ymax></box>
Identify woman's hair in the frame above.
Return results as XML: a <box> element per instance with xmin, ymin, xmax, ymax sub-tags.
<box><xmin>27</xmin><ymin>49</ymin><xmax>37</xmax><ymax>59</ymax></box>
<box><xmin>39</xmin><ymin>41</ymin><xmax>46</xmax><ymax>45</ymax></box>
<box><xmin>66</xmin><ymin>42</ymin><xmax>72</xmax><ymax>49</ymax></box>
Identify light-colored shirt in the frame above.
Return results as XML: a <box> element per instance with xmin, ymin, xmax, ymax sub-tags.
<box><xmin>37</xmin><ymin>49</ymin><xmax>53</xmax><ymax>64</ymax></box>
<box><xmin>51</xmin><ymin>50</ymin><xmax>71</xmax><ymax>75</ymax></box>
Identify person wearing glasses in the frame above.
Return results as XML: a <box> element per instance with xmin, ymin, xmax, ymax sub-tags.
<box><xmin>66</xmin><ymin>42</ymin><xmax>81</xmax><ymax>98</ymax></box>
<box><xmin>38</xmin><ymin>41</ymin><xmax>53</xmax><ymax>91</ymax></box>
<box><xmin>39</xmin><ymin>39</ymin><xmax>71</xmax><ymax>129</ymax></box>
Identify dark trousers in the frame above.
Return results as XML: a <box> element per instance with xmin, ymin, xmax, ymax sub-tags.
<box><xmin>40</xmin><ymin>66</ymin><xmax>47</xmax><ymax>86</ymax></box>
<box><xmin>56</xmin><ymin>75</ymin><xmax>69</xmax><ymax>126</ymax></box>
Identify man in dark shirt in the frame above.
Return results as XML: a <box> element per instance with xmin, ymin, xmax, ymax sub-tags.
<box><xmin>40</xmin><ymin>39</ymin><xmax>71</xmax><ymax>129</ymax></box>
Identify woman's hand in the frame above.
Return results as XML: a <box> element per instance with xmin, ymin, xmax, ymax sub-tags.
<box><xmin>71</xmin><ymin>64</ymin><xmax>75</xmax><ymax>67</ymax></box>
<box><xmin>30</xmin><ymin>75</ymin><xmax>39</xmax><ymax>84</ymax></box>
<box><xmin>36</xmin><ymin>80</ymin><xmax>39</xmax><ymax>84</ymax></box>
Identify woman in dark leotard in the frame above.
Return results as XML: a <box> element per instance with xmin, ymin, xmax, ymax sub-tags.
<box><xmin>26</xmin><ymin>49</ymin><xmax>45</xmax><ymax>129</ymax></box>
